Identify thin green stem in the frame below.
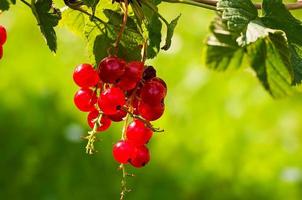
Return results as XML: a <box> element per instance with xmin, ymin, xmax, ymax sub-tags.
<box><xmin>84</xmin><ymin>113</ymin><xmax>102</xmax><ymax>154</ymax></box>
<box><xmin>163</xmin><ymin>0</ymin><xmax>216</xmax><ymax>10</ymax></box>
<box><xmin>20</xmin><ymin>0</ymin><xmax>31</xmax><ymax>8</ymax></box>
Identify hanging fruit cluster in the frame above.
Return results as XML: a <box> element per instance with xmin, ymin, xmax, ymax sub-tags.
<box><xmin>0</xmin><ymin>25</ymin><xmax>7</xmax><ymax>60</ymax></box>
<box><xmin>73</xmin><ymin>56</ymin><xmax>167</xmax><ymax>168</ymax></box>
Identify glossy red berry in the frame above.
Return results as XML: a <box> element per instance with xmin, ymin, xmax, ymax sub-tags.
<box><xmin>138</xmin><ymin>101</ymin><xmax>165</xmax><ymax>121</ymax></box>
<box><xmin>74</xmin><ymin>88</ymin><xmax>97</xmax><ymax>112</ymax></box>
<box><xmin>129</xmin><ymin>145</ymin><xmax>150</xmax><ymax>168</ymax></box>
<box><xmin>140</xmin><ymin>78</ymin><xmax>167</xmax><ymax>105</ymax></box>
<box><xmin>142</xmin><ymin>66</ymin><xmax>156</xmax><ymax>81</ymax></box>
<box><xmin>0</xmin><ymin>26</ymin><xmax>7</xmax><ymax>45</ymax></box>
<box><xmin>98</xmin><ymin>87</ymin><xmax>126</xmax><ymax>115</ymax></box>
<box><xmin>116</xmin><ymin>61</ymin><xmax>144</xmax><ymax>91</ymax></box>
<box><xmin>113</xmin><ymin>140</ymin><xmax>134</xmax><ymax>164</ymax></box>
<box><xmin>87</xmin><ymin>110</ymin><xmax>111</xmax><ymax>132</ymax></box>
<box><xmin>108</xmin><ymin>109</ymin><xmax>127</xmax><ymax>122</ymax></box>
<box><xmin>126</xmin><ymin>120</ymin><xmax>153</xmax><ymax>146</ymax></box>
<box><xmin>98</xmin><ymin>56</ymin><xmax>126</xmax><ymax>83</ymax></box>
<box><xmin>73</xmin><ymin>64</ymin><xmax>99</xmax><ymax>88</ymax></box>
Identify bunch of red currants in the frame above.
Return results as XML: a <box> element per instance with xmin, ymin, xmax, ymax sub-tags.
<box><xmin>0</xmin><ymin>25</ymin><xmax>7</xmax><ymax>59</ymax></box>
<box><xmin>73</xmin><ymin>56</ymin><xmax>167</xmax><ymax>168</ymax></box>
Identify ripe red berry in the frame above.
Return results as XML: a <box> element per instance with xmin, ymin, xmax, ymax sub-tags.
<box><xmin>87</xmin><ymin>110</ymin><xmax>111</xmax><ymax>132</ymax></box>
<box><xmin>108</xmin><ymin>109</ymin><xmax>127</xmax><ymax>122</ymax></box>
<box><xmin>126</xmin><ymin>120</ymin><xmax>153</xmax><ymax>146</ymax></box>
<box><xmin>74</xmin><ymin>88</ymin><xmax>97</xmax><ymax>112</ymax></box>
<box><xmin>142</xmin><ymin>66</ymin><xmax>156</xmax><ymax>81</ymax></box>
<box><xmin>113</xmin><ymin>140</ymin><xmax>134</xmax><ymax>164</ymax></box>
<box><xmin>73</xmin><ymin>64</ymin><xmax>99</xmax><ymax>88</ymax></box>
<box><xmin>152</xmin><ymin>77</ymin><xmax>167</xmax><ymax>95</ymax></box>
<box><xmin>138</xmin><ymin>101</ymin><xmax>165</xmax><ymax>121</ymax></box>
<box><xmin>116</xmin><ymin>61</ymin><xmax>144</xmax><ymax>91</ymax></box>
<box><xmin>140</xmin><ymin>78</ymin><xmax>167</xmax><ymax>105</ymax></box>
<box><xmin>98</xmin><ymin>56</ymin><xmax>126</xmax><ymax>83</ymax></box>
<box><xmin>0</xmin><ymin>26</ymin><xmax>7</xmax><ymax>45</ymax></box>
<box><xmin>98</xmin><ymin>87</ymin><xmax>126</xmax><ymax>115</ymax></box>
<box><xmin>129</xmin><ymin>145</ymin><xmax>150</xmax><ymax>168</ymax></box>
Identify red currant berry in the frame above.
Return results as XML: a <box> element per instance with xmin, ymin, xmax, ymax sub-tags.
<box><xmin>126</xmin><ymin>120</ymin><xmax>153</xmax><ymax>146</ymax></box>
<box><xmin>113</xmin><ymin>140</ymin><xmax>134</xmax><ymax>164</ymax></box>
<box><xmin>116</xmin><ymin>61</ymin><xmax>144</xmax><ymax>91</ymax></box>
<box><xmin>73</xmin><ymin>64</ymin><xmax>99</xmax><ymax>88</ymax></box>
<box><xmin>87</xmin><ymin>110</ymin><xmax>111</xmax><ymax>132</ymax></box>
<box><xmin>140</xmin><ymin>78</ymin><xmax>167</xmax><ymax>105</ymax></box>
<box><xmin>129</xmin><ymin>145</ymin><xmax>150</xmax><ymax>168</ymax></box>
<box><xmin>98</xmin><ymin>87</ymin><xmax>126</xmax><ymax>115</ymax></box>
<box><xmin>138</xmin><ymin>101</ymin><xmax>165</xmax><ymax>121</ymax></box>
<box><xmin>108</xmin><ymin>109</ymin><xmax>127</xmax><ymax>122</ymax></box>
<box><xmin>143</xmin><ymin>66</ymin><xmax>156</xmax><ymax>81</ymax></box>
<box><xmin>152</xmin><ymin>77</ymin><xmax>167</xmax><ymax>95</ymax></box>
<box><xmin>0</xmin><ymin>46</ymin><xmax>3</xmax><ymax>59</ymax></box>
<box><xmin>98</xmin><ymin>56</ymin><xmax>126</xmax><ymax>83</ymax></box>
<box><xmin>74</xmin><ymin>88</ymin><xmax>97</xmax><ymax>112</ymax></box>
<box><xmin>0</xmin><ymin>26</ymin><xmax>7</xmax><ymax>45</ymax></box>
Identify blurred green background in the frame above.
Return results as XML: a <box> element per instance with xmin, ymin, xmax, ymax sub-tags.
<box><xmin>1</xmin><ymin>1</ymin><xmax>302</xmax><ymax>200</ymax></box>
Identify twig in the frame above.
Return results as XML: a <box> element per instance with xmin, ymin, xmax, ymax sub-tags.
<box><xmin>163</xmin><ymin>0</ymin><xmax>302</xmax><ymax>10</ymax></box>
<box><xmin>121</xmin><ymin>106</ymin><xmax>164</xmax><ymax>133</ymax></box>
<box><xmin>20</xmin><ymin>0</ymin><xmax>31</xmax><ymax>8</ymax></box>
<box><xmin>114</xmin><ymin>0</ymin><xmax>129</xmax><ymax>54</ymax></box>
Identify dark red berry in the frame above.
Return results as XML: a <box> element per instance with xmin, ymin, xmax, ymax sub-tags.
<box><xmin>117</xmin><ymin>61</ymin><xmax>144</xmax><ymax>91</ymax></box>
<box><xmin>129</xmin><ymin>145</ymin><xmax>150</xmax><ymax>168</ymax></box>
<box><xmin>113</xmin><ymin>140</ymin><xmax>134</xmax><ymax>164</ymax></box>
<box><xmin>138</xmin><ymin>101</ymin><xmax>165</xmax><ymax>121</ymax></box>
<box><xmin>73</xmin><ymin>64</ymin><xmax>99</xmax><ymax>88</ymax></box>
<box><xmin>98</xmin><ymin>87</ymin><xmax>126</xmax><ymax>115</ymax></box>
<box><xmin>108</xmin><ymin>109</ymin><xmax>127</xmax><ymax>122</ymax></box>
<box><xmin>126</xmin><ymin>120</ymin><xmax>153</xmax><ymax>146</ymax></box>
<box><xmin>140</xmin><ymin>78</ymin><xmax>167</xmax><ymax>105</ymax></box>
<box><xmin>0</xmin><ymin>26</ymin><xmax>7</xmax><ymax>45</ymax></box>
<box><xmin>87</xmin><ymin>110</ymin><xmax>111</xmax><ymax>132</ymax></box>
<box><xmin>74</xmin><ymin>88</ymin><xmax>97</xmax><ymax>112</ymax></box>
<box><xmin>98</xmin><ymin>56</ymin><xmax>126</xmax><ymax>83</ymax></box>
<box><xmin>143</xmin><ymin>66</ymin><xmax>156</xmax><ymax>81</ymax></box>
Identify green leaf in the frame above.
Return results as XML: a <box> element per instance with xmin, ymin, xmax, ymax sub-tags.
<box><xmin>60</xmin><ymin>4</ymin><xmax>143</xmax><ymax>63</ymax></box>
<box><xmin>261</xmin><ymin>0</ymin><xmax>302</xmax><ymax>84</ymax></box>
<box><xmin>204</xmin><ymin>16</ymin><xmax>244</xmax><ymax>71</ymax></box>
<box><xmin>0</xmin><ymin>0</ymin><xmax>15</xmax><ymax>11</ymax></box>
<box><xmin>162</xmin><ymin>15</ymin><xmax>181</xmax><ymax>50</ymax></box>
<box><xmin>247</xmin><ymin>30</ymin><xmax>296</xmax><ymax>98</ymax></box>
<box><xmin>146</xmin><ymin>15</ymin><xmax>162</xmax><ymax>59</ymax></box>
<box><xmin>217</xmin><ymin>0</ymin><xmax>258</xmax><ymax>32</ymax></box>
<box><xmin>83</xmin><ymin>0</ymin><xmax>99</xmax><ymax>7</ymax></box>
<box><xmin>0</xmin><ymin>0</ymin><xmax>10</xmax><ymax>11</ymax></box>
<box><xmin>31</xmin><ymin>0</ymin><xmax>61</xmax><ymax>52</ymax></box>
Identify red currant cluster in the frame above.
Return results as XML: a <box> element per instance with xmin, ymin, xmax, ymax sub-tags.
<box><xmin>0</xmin><ymin>25</ymin><xmax>7</xmax><ymax>59</ymax></box>
<box><xmin>73</xmin><ymin>56</ymin><xmax>167</xmax><ymax>168</ymax></box>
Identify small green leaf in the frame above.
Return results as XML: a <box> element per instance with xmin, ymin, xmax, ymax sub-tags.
<box><xmin>204</xmin><ymin>16</ymin><xmax>244</xmax><ymax>71</ymax></box>
<box><xmin>217</xmin><ymin>0</ymin><xmax>258</xmax><ymax>32</ymax></box>
<box><xmin>247</xmin><ymin>31</ymin><xmax>296</xmax><ymax>98</ymax></box>
<box><xmin>0</xmin><ymin>0</ymin><xmax>15</xmax><ymax>11</ymax></box>
<box><xmin>0</xmin><ymin>0</ymin><xmax>10</xmax><ymax>11</ymax></box>
<box><xmin>146</xmin><ymin>14</ymin><xmax>162</xmax><ymax>58</ymax></box>
<box><xmin>31</xmin><ymin>0</ymin><xmax>61</xmax><ymax>52</ymax></box>
<box><xmin>162</xmin><ymin>14</ymin><xmax>180</xmax><ymax>50</ymax></box>
<box><xmin>261</xmin><ymin>0</ymin><xmax>302</xmax><ymax>84</ymax></box>
<box><xmin>83</xmin><ymin>0</ymin><xmax>99</xmax><ymax>7</ymax></box>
